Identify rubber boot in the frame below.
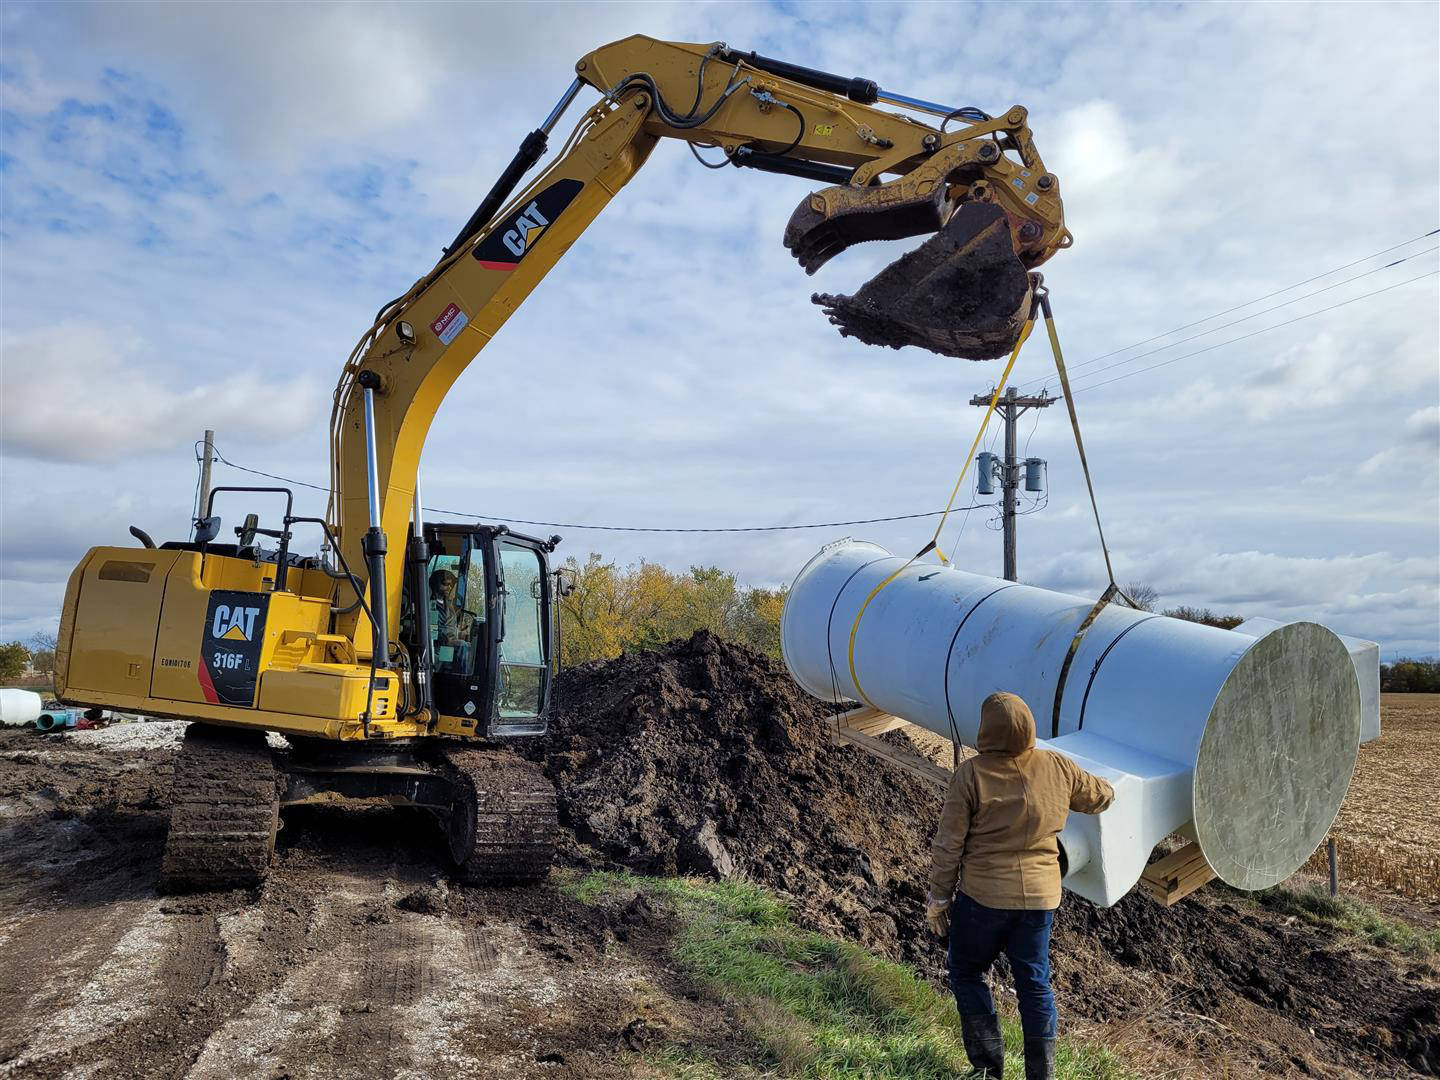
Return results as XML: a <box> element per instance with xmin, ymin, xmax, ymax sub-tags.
<box><xmin>959</xmin><ymin>1013</ymin><xmax>1005</xmax><ymax>1078</ymax></box>
<box><xmin>1023</xmin><ymin>1037</ymin><xmax>1055</xmax><ymax>1080</ymax></box>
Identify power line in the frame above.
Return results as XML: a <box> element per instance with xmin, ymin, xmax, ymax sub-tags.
<box><xmin>1014</xmin><ymin>230</ymin><xmax>1439</xmax><ymax>390</ymax></box>
<box><xmin>1070</xmin><ymin>269</ymin><xmax>1438</xmax><ymax>395</ymax></box>
<box><xmin>421</xmin><ymin>504</ymin><xmax>996</xmax><ymax>533</ymax></box>
<box><xmin>204</xmin><ymin>254</ymin><xmax>1436</xmax><ymax>532</ymax></box>
<box><xmin>208</xmin><ymin>446</ymin><xmax>993</xmax><ymax>533</ymax></box>
<box><xmin>1036</xmin><ymin>245</ymin><xmax>1438</xmax><ymax>390</ymax></box>
<box><xmin>212</xmin><ymin>449</ymin><xmax>329</xmax><ymax>492</ymax></box>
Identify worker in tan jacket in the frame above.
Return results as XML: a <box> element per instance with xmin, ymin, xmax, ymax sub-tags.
<box><xmin>927</xmin><ymin>692</ymin><xmax>1115</xmax><ymax>1080</ymax></box>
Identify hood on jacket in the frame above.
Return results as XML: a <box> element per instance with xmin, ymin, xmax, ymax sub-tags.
<box><xmin>978</xmin><ymin>692</ymin><xmax>1036</xmax><ymax>755</ymax></box>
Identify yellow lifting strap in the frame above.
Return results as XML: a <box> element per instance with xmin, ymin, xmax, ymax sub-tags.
<box><xmin>844</xmin><ymin>318</ymin><xmax>1035</xmax><ymax>710</ymax></box>
<box><xmin>1039</xmin><ymin>290</ymin><xmax>1119</xmax><ymax>586</ymax></box>
<box><xmin>1038</xmin><ymin>288</ymin><xmax>1135</xmax><ymax>737</ymax></box>
<box><xmin>841</xmin><ymin>288</ymin><xmax>1134</xmax><ymax>720</ymax></box>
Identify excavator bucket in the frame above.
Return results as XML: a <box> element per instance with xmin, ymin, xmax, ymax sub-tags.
<box><xmin>786</xmin><ymin>198</ymin><xmax>1034</xmax><ymax>361</ymax></box>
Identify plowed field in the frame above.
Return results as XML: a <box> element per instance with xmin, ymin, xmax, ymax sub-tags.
<box><xmin>1305</xmin><ymin>694</ymin><xmax>1440</xmax><ymax>901</ymax></box>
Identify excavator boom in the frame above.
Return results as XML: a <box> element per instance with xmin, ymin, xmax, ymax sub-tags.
<box><xmin>333</xmin><ymin>36</ymin><xmax>1070</xmax><ymax>654</ymax></box>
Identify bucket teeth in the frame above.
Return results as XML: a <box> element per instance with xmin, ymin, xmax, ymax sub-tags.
<box><xmin>809</xmin><ymin>201</ymin><xmax>1034</xmax><ymax>360</ymax></box>
<box><xmin>784</xmin><ymin>181</ymin><xmax>952</xmax><ymax>276</ymax></box>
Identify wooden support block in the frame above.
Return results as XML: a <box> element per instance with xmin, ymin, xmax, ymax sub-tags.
<box><xmin>1138</xmin><ymin>840</ymin><xmax>1216</xmax><ymax>906</ymax></box>
<box><xmin>832</xmin><ymin>724</ymin><xmax>951</xmax><ymax>789</ymax></box>
<box><xmin>832</xmin><ymin>705</ymin><xmax>910</xmax><ymax>738</ymax></box>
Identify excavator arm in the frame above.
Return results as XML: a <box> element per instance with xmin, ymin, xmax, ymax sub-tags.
<box><xmin>329</xmin><ymin>35</ymin><xmax>1070</xmax><ymax>663</ymax></box>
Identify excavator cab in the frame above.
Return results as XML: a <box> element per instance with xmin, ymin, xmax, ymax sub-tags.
<box><xmin>401</xmin><ymin>523</ymin><xmax>557</xmax><ymax>737</ymax></box>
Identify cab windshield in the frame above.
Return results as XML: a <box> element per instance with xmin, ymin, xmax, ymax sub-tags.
<box><xmin>496</xmin><ymin>540</ymin><xmax>547</xmax><ymax>721</ymax></box>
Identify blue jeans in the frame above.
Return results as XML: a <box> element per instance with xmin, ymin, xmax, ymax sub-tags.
<box><xmin>947</xmin><ymin>890</ymin><xmax>1057</xmax><ymax>1039</ymax></box>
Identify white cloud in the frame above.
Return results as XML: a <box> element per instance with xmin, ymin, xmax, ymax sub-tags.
<box><xmin>0</xmin><ymin>323</ymin><xmax>326</xmax><ymax>463</ymax></box>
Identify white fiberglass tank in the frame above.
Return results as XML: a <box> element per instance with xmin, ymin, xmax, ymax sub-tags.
<box><xmin>782</xmin><ymin>539</ymin><xmax>1361</xmax><ymax>907</ymax></box>
<box><xmin>0</xmin><ymin>689</ymin><xmax>43</xmax><ymax>727</ymax></box>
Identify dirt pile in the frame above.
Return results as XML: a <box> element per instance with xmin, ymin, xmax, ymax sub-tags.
<box><xmin>525</xmin><ymin>631</ymin><xmax>1439</xmax><ymax>1078</ymax></box>
<box><xmin>520</xmin><ymin>630</ymin><xmax>941</xmax><ymax>964</ymax></box>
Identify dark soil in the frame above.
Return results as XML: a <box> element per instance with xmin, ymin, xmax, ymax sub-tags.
<box><xmin>522</xmin><ymin>631</ymin><xmax>1439</xmax><ymax>1079</ymax></box>
<box><xmin>0</xmin><ymin>730</ymin><xmax>755</xmax><ymax>1080</ymax></box>
<box><xmin>812</xmin><ymin>200</ymin><xmax>1032</xmax><ymax>360</ymax></box>
<box><xmin>521</xmin><ymin>630</ymin><xmax>939</xmax><ymax>964</ymax></box>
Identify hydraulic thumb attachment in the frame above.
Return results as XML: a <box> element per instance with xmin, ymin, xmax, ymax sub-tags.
<box><xmin>780</xmin><ymin>108</ymin><xmax>1066</xmax><ymax>360</ymax></box>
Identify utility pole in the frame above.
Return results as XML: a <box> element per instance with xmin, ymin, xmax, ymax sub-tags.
<box><xmin>970</xmin><ymin>387</ymin><xmax>1056</xmax><ymax>581</ymax></box>
<box><xmin>198</xmin><ymin>429</ymin><xmax>216</xmax><ymax>516</ymax></box>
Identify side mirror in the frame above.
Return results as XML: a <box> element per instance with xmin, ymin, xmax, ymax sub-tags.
<box><xmin>235</xmin><ymin>513</ymin><xmax>259</xmax><ymax>548</ymax></box>
<box><xmin>553</xmin><ymin>567</ymin><xmax>578</xmax><ymax>598</ymax></box>
<box><xmin>194</xmin><ymin>516</ymin><xmax>222</xmax><ymax>545</ymax></box>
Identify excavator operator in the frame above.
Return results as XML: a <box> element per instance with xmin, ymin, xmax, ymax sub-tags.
<box><xmin>429</xmin><ymin>568</ymin><xmax>476</xmax><ymax>670</ymax></box>
<box><xmin>926</xmin><ymin>692</ymin><xmax>1115</xmax><ymax>1080</ymax></box>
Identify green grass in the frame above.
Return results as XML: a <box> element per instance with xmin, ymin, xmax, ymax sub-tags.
<box><xmin>564</xmin><ymin>871</ymin><xmax>1132</xmax><ymax>1080</ymax></box>
<box><xmin>1247</xmin><ymin>882</ymin><xmax>1440</xmax><ymax>956</ymax></box>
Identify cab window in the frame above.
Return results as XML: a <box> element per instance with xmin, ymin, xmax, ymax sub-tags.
<box><xmin>496</xmin><ymin>542</ymin><xmax>547</xmax><ymax>718</ymax></box>
<box><xmin>428</xmin><ymin>549</ymin><xmax>485</xmax><ymax>675</ymax></box>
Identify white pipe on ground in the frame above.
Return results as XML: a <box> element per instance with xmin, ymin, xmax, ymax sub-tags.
<box><xmin>782</xmin><ymin>540</ymin><xmax>1361</xmax><ymax>907</ymax></box>
<box><xmin>0</xmin><ymin>689</ymin><xmax>43</xmax><ymax>727</ymax></box>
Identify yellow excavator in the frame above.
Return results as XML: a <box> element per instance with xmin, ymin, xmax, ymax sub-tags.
<box><xmin>53</xmin><ymin>36</ymin><xmax>1069</xmax><ymax>891</ymax></box>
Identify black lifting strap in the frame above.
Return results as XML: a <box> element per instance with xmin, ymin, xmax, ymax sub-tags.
<box><xmin>1038</xmin><ymin>288</ymin><xmax>1136</xmax><ymax>738</ymax></box>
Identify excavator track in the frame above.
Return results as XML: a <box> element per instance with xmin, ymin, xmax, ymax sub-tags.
<box><xmin>440</xmin><ymin>746</ymin><xmax>557</xmax><ymax>884</ymax></box>
<box><xmin>160</xmin><ymin>724</ymin><xmax>279</xmax><ymax>893</ymax></box>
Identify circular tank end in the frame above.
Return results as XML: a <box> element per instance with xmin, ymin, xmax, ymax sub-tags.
<box><xmin>1193</xmin><ymin>621</ymin><xmax>1360</xmax><ymax>891</ymax></box>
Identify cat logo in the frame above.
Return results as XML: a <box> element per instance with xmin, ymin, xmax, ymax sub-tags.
<box><xmin>472</xmin><ymin>178</ymin><xmax>583</xmax><ymax>271</ymax></box>
<box><xmin>502</xmin><ymin>201</ymin><xmax>550</xmax><ymax>257</ymax></box>
<box><xmin>211</xmin><ymin>604</ymin><xmax>261</xmax><ymax>642</ymax></box>
<box><xmin>200</xmin><ymin>591</ymin><xmax>270</xmax><ymax>707</ymax></box>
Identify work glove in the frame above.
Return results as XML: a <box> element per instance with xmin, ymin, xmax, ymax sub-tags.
<box><xmin>925</xmin><ymin>890</ymin><xmax>951</xmax><ymax>938</ymax></box>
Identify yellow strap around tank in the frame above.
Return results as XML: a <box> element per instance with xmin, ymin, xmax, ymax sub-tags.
<box><xmin>843</xmin><ymin>318</ymin><xmax>1035</xmax><ymax>709</ymax></box>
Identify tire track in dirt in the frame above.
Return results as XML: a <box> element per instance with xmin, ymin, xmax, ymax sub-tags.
<box><xmin>0</xmin><ymin>729</ymin><xmax>777</xmax><ymax>1080</ymax></box>
<box><xmin>0</xmin><ymin>819</ymin><xmax>320</xmax><ymax>1079</ymax></box>
<box><xmin>0</xmin><ymin>901</ymin><xmax>180</xmax><ymax>1076</ymax></box>
<box><xmin>329</xmin><ymin>919</ymin><xmax>438</xmax><ymax>1074</ymax></box>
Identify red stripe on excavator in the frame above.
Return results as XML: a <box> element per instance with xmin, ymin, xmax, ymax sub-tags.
<box><xmin>197</xmin><ymin>661</ymin><xmax>220</xmax><ymax>704</ymax></box>
<box><xmin>476</xmin><ymin>260</ymin><xmax>517</xmax><ymax>272</ymax></box>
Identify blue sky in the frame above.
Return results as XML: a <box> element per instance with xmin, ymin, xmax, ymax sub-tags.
<box><xmin>1</xmin><ymin>1</ymin><xmax>1437</xmax><ymax>657</ymax></box>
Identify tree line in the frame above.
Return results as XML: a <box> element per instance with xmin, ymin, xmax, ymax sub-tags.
<box><xmin>555</xmin><ymin>554</ymin><xmax>785</xmax><ymax>668</ymax></box>
<box><xmin>0</xmin><ymin>632</ymin><xmax>56</xmax><ymax>684</ymax></box>
<box><xmin>1123</xmin><ymin>583</ymin><xmax>1244</xmax><ymax>629</ymax></box>
<box><xmin>1380</xmin><ymin>659</ymin><xmax>1440</xmax><ymax>693</ymax></box>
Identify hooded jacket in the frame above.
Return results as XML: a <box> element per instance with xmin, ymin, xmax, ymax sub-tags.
<box><xmin>929</xmin><ymin>692</ymin><xmax>1115</xmax><ymax>910</ymax></box>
